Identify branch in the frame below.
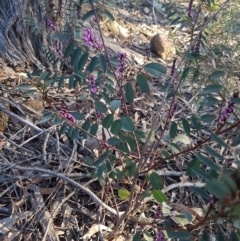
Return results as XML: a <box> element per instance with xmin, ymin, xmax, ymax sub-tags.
<box><xmin>0</xmin><ymin>162</ymin><xmax>124</xmax><ymax>217</ymax></box>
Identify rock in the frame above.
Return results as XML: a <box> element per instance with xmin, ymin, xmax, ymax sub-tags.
<box><xmin>143</xmin><ymin>7</ymin><xmax>151</xmax><ymax>15</ymax></box>
<box><xmin>25</xmin><ymin>99</ymin><xmax>44</xmax><ymax>112</ymax></box>
<box><xmin>150</xmin><ymin>33</ymin><xmax>176</xmax><ymax>60</ymax></box>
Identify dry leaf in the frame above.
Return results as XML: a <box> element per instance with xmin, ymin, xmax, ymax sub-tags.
<box><xmin>83</xmin><ymin>224</ymin><xmax>112</xmax><ymax>241</ymax></box>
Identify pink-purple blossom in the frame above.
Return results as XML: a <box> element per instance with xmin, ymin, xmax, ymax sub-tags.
<box><xmin>89</xmin><ymin>74</ymin><xmax>97</xmax><ymax>94</ymax></box>
<box><xmin>55</xmin><ymin>42</ymin><xmax>63</xmax><ymax>57</ymax></box>
<box><xmin>83</xmin><ymin>28</ymin><xmax>103</xmax><ymax>50</ymax></box>
<box><xmin>188</xmin><ymin>0</ymin><xmax>193</xmax><ymax>19</ymax></box>
<box><xmin>46</xmin><ymin>16</ymin><xmax>56</xmax><ymax>31</ymax></box>
<box><xmin>60</xmin><ymin>102</ymin><xmax>76</xmax><ymax>124</ymax></box>
<box><xmin>156</xmin><ymin>231</ymin><xmax>165</xmax><ymax>241</ymax></box>
<box><xmin>117</xmin><ymin>52</ymin><xmax>126</xmax><ymax>80</ymax></box>
<box><xmin>194</xmin><ymin>32</ymin><xmax>202</xmax><ymax>53</ymax></box>
<box><xmin>169</xmin><ymin>102</ymin><xmax>178</xmax><ymax>119</ymax></box>
<box><xmin>154</xmin><ymin>205</ymin><xmax>163</xmax><ymax>220</ymax></box>
<box><xmin>95</xmin><ymin>110</ymin><xmax>103</xmax><ymax>120</ymax></box>
<box><xmin>220</xmin><ymin>99</ymin><xmax>235</xmax><ymax>123</ymax></box>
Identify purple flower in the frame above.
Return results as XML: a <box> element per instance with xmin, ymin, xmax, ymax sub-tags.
<box><xmin>117</xmin><ymin>52</ymin><xmax>126</xmax><ymax>80</ymax></box>
<box><xmin>194</xmin><ymin>32</ymin><xmax>202</xmax><ymax>53</ymax></box>
<box><xmin>169</xmin><ymin>102</ymin><xmax>178</xmax><ymax>119</ymax></box>
<box><xmin>154</xmin><ymin>205</ymin><xmax>163</xmax><ymax>220</ymax></box>
<box><xmin>156</xmin><ymin>231</ymin><xmax>165</xmax><ymax>241</ymax></box>
<box><xmin>220</xmin><ymin>99</ymin><xmax>235</xmax><ymax>123</ymax></box>
<box><xmin>46</xmin><ymin>16</ymin><xmax>56</xmax><ymax>31</ymax></box>
<box><xmin>95</xmin><ymin>110</ymin><xmax>103</xmax><ymax>120</ymax></box>
<box><xmin>58</xmin><ymin>0</ymin><xmax>63</xmax><ymax>16</ymax></box>
<box><xmin>188</xmin><ymin>0</ymin><xmax>193</xmax><ymax>19</ymax></box>
<box><xmin>89</xmin><ymin>74</ymin><xmax>97</xmax><ymax>94</ymax></box>
<box><xmin>55</xmin><ymin>43</ymin><xmax>63</xmax><ymax>57</ymax></box>
<box><xmin>60</xmin><ymin>102</ymin><xmax>76</xmax><ymax>124</ymax></box>
<box><xmin>209</xmin><ymin>195</ymin><xmax>218</xmax><ymax>205</ymax></box>
<box><xmin>83</xmin><ymin>28</ymin><xmax>102</xmax><ymax>50</ymax></box>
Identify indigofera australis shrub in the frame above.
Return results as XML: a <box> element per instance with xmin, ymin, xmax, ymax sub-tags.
<box><xmin>19</xmin><ymin>0</ymin><xmax>240</xmax><ymax>240</ymax></box>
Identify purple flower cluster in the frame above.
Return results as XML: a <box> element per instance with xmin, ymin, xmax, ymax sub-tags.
<box><xmin>170</xmin><ymin>59</ymin><xmax>176</xmax><ymax>77</ymax></box>
<box><xmin>95</xmin><ymin>110</ymin><xmax>103</xmax><ymax>120</ymax></box>
<box><xmin>220</xmin><ymin>99</ymin><xmax>235</xmax><ymax>123</ymax></box>
<box><xmin>55</xmin><ymin>43</ymin><xmax>63</xmax><ymax>57</ymax></box>
<box><xmin>60</xmin><ymin>102</ymin><xmax>76</xmax><ymax>124</ymax></box>
<box><xmin>156</xmin><ymin>231</ymin><xmax>165</xmax><ymax>241</ymax></box>
<box><xmin>194</xmin><ymin>32</ymin><xmax>202</xmax><ymax>53</ymax></box>
<box><xmin>117</xmin><ymin>52</ymin><xmax>126</xmax><ymax>80</ymax></box>
<box><xmin>89</xmin><ymin>74</ymin><xmax>97</xmax><ymax>94</ymax></box>
<box><xmin>58</xmin><ymin>0</ymin><xmax>63</xmax><ymax>16</ymax></box>
<box><xmin>154</xmin><ymin>205</ymin><xmax>163</xmax><ymax>220</ymax></box>
<box><xmin>188</xmin><ymin>0</ymin><xmax>193</xmax><ymax>19</ymax></box>
<box><xmin>46</xmin><ymin>16</ymin><xmax>56</xmax><ymax>31</ymax></box>
<box><xmin>83</xmin><ymin>28</ymin><xmax>103</xmax><ymax>50</ymax></box>
<box><xmin>169</xmin><ymin>102</ymin><xmax>178</xmax><ymax>119</ymax></box>
<box><xmin>209</xmin><ymin>195</ymin><xmax>218</xmax><ymax>205</ymax></box>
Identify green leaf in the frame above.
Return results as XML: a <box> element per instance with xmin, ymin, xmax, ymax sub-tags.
<box><xmin>59</xmin><ymin>123</ymin><xmax>67</xmax><ymax>135</ymax></box>
<box><xmin>98</xmin><ymin>54</ymin><xmax>107</xmax><ymax>73</ymax></box>
<box><xmin>64</xmin><ymin>42</ymin><xmax>75</xmax><ymax>58</ymax></box>
<box><xmin>210</xmin><ymin>132</ymin><xmax>228</xmax><ymax>148</ymax></box>
<box><xmin>204</xmin><ymin>146</ymin><xmax>224</xmax><ymax>160</ymax></box>
<box><xmin>195</xmin><ymin>152</ymin><xmax>220</xmax><ymax>172</ymax></box>
<box><xmin>108</xmin><ymin>137</ymin><xmax>120</xmax><ymax>146</ymax></box>
<box><xmin>70</xmin><ymin>47</ymin><xmax>82</xmax><ymax>67</ymax></box>
<box><xmin>125</xmin><ymin>82</ymin><xmax>134</xmax><ymax>104</ymax></box>
<box><xmin>189</xmin><ymin>187</ymin><xmax>209</xmax><ymax>200</ymax></box>
<box><xmin>58</xmin><ymin>74</ymin><xmax>65</xmax><ymax>89</ymax></box>
<box><xmin>85</xmin><ymin>156</ymin><xmax>94</xmax><ymax>166</ymax></box>
<box><xmin>118</xmin><ymin>142</ymin><xmax>130</xmax><ymax>153</ymax></box>
<box><xmin>37</xmin><ymin>71</ymin><xmax>49</xmax><ymax>82</ymax></box>
<box><xmin>191</xmin><ymin>115</ymin><xmax>201</xmax><ymax>130</ymax></box>
<box><xmin>97</xmin><ymin>164</ymin><xmax>105</xmax><ymax>180</ymax></box>
<box><xmin>121</xmin><ymin>116</ymin><xmax>135</xmax><ymax>132</ymax></box>
<box><xmin>88</xmin><ymin>56</ymin><xmax>98</xmax><ymax>73</ymax></box>
<box><xmin>111</xmin><ymin>119</ymin><xmax>122</xmax><ymax>135</ymax></box>
<box><xmin>210</xmin><ymin>70</ymin><xmax>225</xmax><ymax>80</ymax></box>
<box><xmin>167</xmin><ymin>230</ymin><xmax>191</xmax><ymax>240</ymax></box>
<box><xmin>206</xmin><ymin>179</ymin><xmax>231</xmax><ymax>199</ymax></box>
<box><xmin>90</xmin><ymin>123</ymin><xmax>98</xmax><ymax>135</ymax></box>
<box><xmin>170</xmin><ymin>122</ymin><xmax>177</xmax><ymax>139</ymax></box>
<box><xmin>199</xmin><ymin>229</ymin><xmax>209</xmax><ymax>241</ymax></box>
<box><xmin>191</xmin><ymin>167</ymin><xmax>212</xmax><ymax>181</ymax></box>
<box><xmin>152</xmin><ymin>189</ymin><xmax>167</xmax><ymax>203</ymax></box>
<box><xmin>95</xmin><ymin>101</ymin><xmax>108</xmax><ymax>113</ymax></box>
<box><xmin>101</xmin><ymin>92</ymin><xmax>110</xmax><ymax>104</ymax></box>
<box><xmin>102</xmin><ymin>114</ymin><xmax>114</xmax><ymax>129</ymax></box>
<box><xmin>170</xmin><ymin>143</ymin><xmax>181</xmax><ymax>153</ymax></box>
<box><xmin>110</xmin><ymin>100</ymin><xmax>121</xmax><ymax>111</ymax></box>
<box><xmin>202</xmin><ymin>84</ymin><xmax>223</xmax><ymax>94</ymax></box>
<box><xmin>70</xmin><ymin>112</ymin><xmax>84</xmax><ymax>120</ymax></box>
<box><xmin>82</xmin><ymin>120</ymin><xmax>91</xmax><ymax>139</ymax></box>
<box><xmin>182</xmin><ymin>118</ymin><xmax>190</xmax><ymax>136</ymax></box>
<box><xmin>201</xmin><ymin>114</ymin><xmax>216</xmax><ymax>123</ymax></box>
<box><xmin>104</xmin><ymin>10</ymin><xmax>115</xmax><ymax>21</ymax></box>
<box><xmin>186</xmin><ymin>159</ymin><xmax>200</xmax><ymax>177</ymax></box>
<box><xmin>203</xmin><ymin>96</ymin><xmax>220</xmax><ymax>106</ymax></box>
<box><xmin>125</xmin><ymin>136</ymin><xmax>136</xmax><ymax>150</ymax></box>
<box><xmin>78</xmin><ymin>52</ymin><xmax>89</xmax><ymax>71</ymax></box>
<box><xmin>144</xmin><ymin>63</ymin><xmax>167</xmax><ymax>77</ymax></box>
<box><xmin>150</xmin><ymin>172</ymin><xmax>163</xmax><ymax>189</ymax></box>
<box><xmin>143</xmin><ymin>231</ymin><xmax>153</xmax><ymax>241</ymax></box>
<box><xmin>230</xmin><ymin>231</ymin><xmax>239</xmax><ymax>241</ymax></box>
<box><xmin>70</xmin><ymin>128</ymin><xmax>79</xmax><ymax>140</ymax></box>
<box><xmin>181</xmin><ymin>67</ymin><xmax>191</xmax><ymax>80</ymax></box>
<box><xmin>118</xmin><ymin>188</ymin><xmax>130</xmax><ymax>200</ymax></box>
<box><xmin>232</xmin><ymin>98</ymin><xmax>240</xmax><ymax>104</ymax></box>
<box><xmin>133</xmin><ymin>231</ymin><xmax>141</xmax><ymax>241</ymax></box>
<box><xmin>37</xmin><ymin>112</ymin><xmax>53</xmax><ymax>124</ymax></box>
<box><xmin>175</xmin><ymin>134</ymin><xmax>190</xmax><ymax>144</ymax></box>
<box><xmin>68</xmin><ymin>75</ymin><xmax>74</xmax><ymax>89</ymax></box>
<box><xmin>137</xmin><ymin>74</ymin><xmax>150</xmax><ymax>94</ymax></box>
<box><xmin>82</xmin><ymin>10</ymin><xmax>95</xmax><ymax>21</ymax></box>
